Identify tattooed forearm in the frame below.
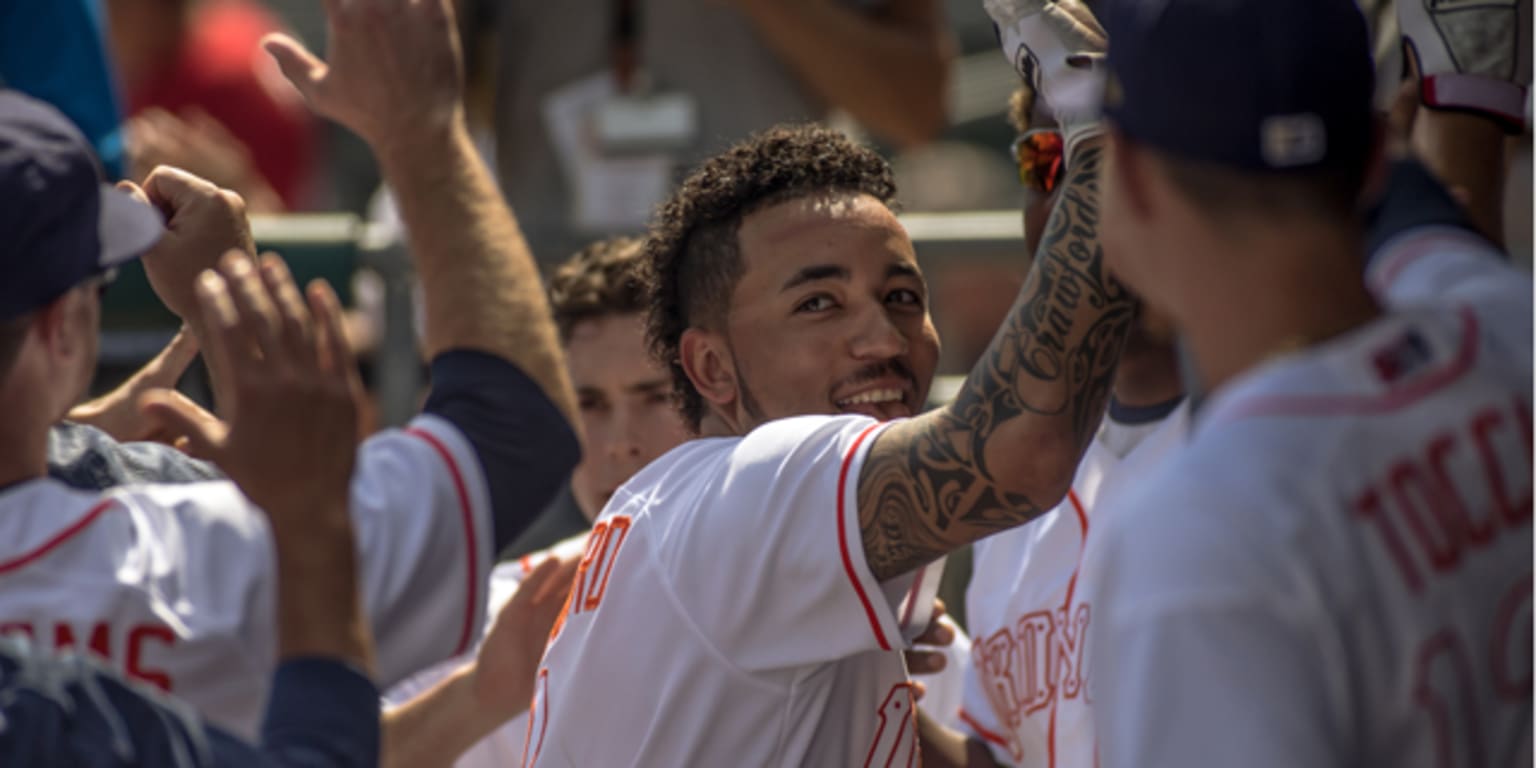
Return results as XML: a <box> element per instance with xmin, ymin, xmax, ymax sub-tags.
<box><xmin>858</xmin><ymin>141</ymin><xmax>1135</xmax><ymax>581</ymax></box>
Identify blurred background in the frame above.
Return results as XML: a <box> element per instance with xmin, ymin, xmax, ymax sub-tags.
<box><xmin>5</xmin><ymin>0</ymin><xmax>1528</xmax><ymax>408</ymax></box>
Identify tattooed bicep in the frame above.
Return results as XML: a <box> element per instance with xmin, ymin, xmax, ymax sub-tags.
<box><xmin>857</xmin><ymin>414</ymin><xmax>1053</xmax><ymax>582</ymax></box>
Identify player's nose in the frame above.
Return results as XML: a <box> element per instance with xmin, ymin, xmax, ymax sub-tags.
<box><xmin>849</xmin><ymin>304</ymin><xmax>909</xmax><ymax>361</ymax></box>
<box><xmin>607</xmin><ymin>408</ymin><xmax>644</xmax><ymax>460</ymax></box>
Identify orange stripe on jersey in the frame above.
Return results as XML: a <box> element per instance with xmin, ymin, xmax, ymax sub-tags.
<box><xmin>958</xmin><ymin>707</ymin><xmax>1011</xmax><ymax>750</ymax></box>
<box><xmin>406</xmin><ymin>427</ymin><xmax>479</xmax><ymax>657</ymax></box>
<box><xmin>0</xmin><ymin>499</ymin><xmax>116</xmax><ymax>574</ymax></box>
<box><xmin>838</xmin><ymin>423</ymin><xmax>891</xmax><ymax>652</ymax></box>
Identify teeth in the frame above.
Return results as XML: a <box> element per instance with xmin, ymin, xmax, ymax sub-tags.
<box><xmin>838</xmin><ymin>389</ymin><xmax>903</xmax><ymax>406</ymax></box>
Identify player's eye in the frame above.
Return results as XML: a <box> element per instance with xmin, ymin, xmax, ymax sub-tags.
<box><xmin>578</xmin><ymin>394</ymin><xmax>608</xmax><ymax>413</ymax></box>
<box><xmin>885</xmin><ymin>288</ymin><xmax>922</xmax><ymax>309</ymax></box>
<box><xmin>794</xmin><ymin>294</ymin><xmax>838</xmax><ymax>314</ymax></box>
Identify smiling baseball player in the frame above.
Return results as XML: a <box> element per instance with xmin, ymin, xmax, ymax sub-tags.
<box><xmin>520</xmin><ymin>14</ymin><xmax>1134</xmax><ymax>755</ymax></box>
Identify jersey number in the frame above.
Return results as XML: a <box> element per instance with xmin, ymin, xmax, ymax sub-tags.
<box><xmin>864</xmin><ymin>682</ymin><xmax>919</xmax><ymax>768</ymax></box>
<box><xmin>1414</xmin><ymin>574</ymin><xmax>1531</xmax><ymax>768</ymax></box>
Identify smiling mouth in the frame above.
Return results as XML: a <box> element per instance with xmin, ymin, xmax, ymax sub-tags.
<box><xmin>836</xmin><ymin>388</ymin><xmax>906</xmax><ymax>408</ymax></box>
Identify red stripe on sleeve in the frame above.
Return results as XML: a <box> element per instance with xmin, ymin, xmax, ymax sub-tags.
<box><xmin>0</xmin><ymin>499</ymin><xmax>117</xmax><ymax>575</ymax></box>
<box><xmin>837</xmin><ymin>423</ymin><xmax>891</xmax><ymax>652</ymax></box>
<box><xmin>406</xmin><ymin>427</ymin><xmax>480</xmax><ymax>656</ymax></box>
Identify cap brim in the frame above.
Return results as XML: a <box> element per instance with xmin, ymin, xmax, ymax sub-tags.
<box><xmin>96</xmin><ymin>183</ymin><xmax>164</xmax><ymax>268</ymax></box>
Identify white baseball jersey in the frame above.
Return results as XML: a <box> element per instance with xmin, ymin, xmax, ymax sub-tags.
<box><xmin>1089</xmin><ymin>227</ymin><xmax>1532</xmax><ymax>768</ymax></box>
<box><xmin>526</xmin><ymin>415</ymin><xmax>945</xmax><ymax>767</ymax></box>
<box><xmin>387</xmin><ymin>536</ymin><xmax>972</xmax><ymax>768</ymax></box>
<box><xmin>958</xmin><ymin>402</ymin><xmax>1188</xmax><ymax>767</ymax></box>
<box><xmin>0</xmin><ymin>414</ymin><xmax>493</xmax><ymax>738</ymax></box>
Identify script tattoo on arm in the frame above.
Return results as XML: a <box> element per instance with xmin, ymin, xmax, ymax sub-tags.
<box><xmin>857</xmin><ymin>142</ymin><xmax>1135</xmax><ymax>582</ymax></box>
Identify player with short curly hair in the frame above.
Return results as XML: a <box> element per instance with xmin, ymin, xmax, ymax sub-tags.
<box><xmin>529</xmin><ymin>32</ymin><xmax>1136</xmax><ymax>753</ymax></box>
<box><xmin>644</xmin><ymin>124</ymin><xmax>899</xmax><ymax>431</ymax></box>
<box><xmin>548</xmin><ymin>237</ymin><xmax>647</xmax><ymax>342</ymax></box>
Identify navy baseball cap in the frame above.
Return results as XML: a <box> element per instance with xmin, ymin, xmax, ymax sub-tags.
<box><xmin>0</xmin><ymin>90</ymin><xmax>162</xmax><ymax>319</ymax></box>
<box><xmin>1100</xmin><ymin>0</ymin><xmax>1375</xmax><ymax>172</ymax></box>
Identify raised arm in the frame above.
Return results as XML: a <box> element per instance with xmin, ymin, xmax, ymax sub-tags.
<box><xmin>857</xmin><ymin>0</ymin><xmax>1132</xmax><ymax>582</ymax></box>
<box><xmin>859</xmin><ymin>138</ymin><xmax>1129</xmax><ymax>580</ymax></box>
<box><xmin>264</xmin><ymin>0</ymin><xmax>580</xmax><ymax>550</ymax></box>
<box><xmin>263</xmin><ymin>0</ymin><xmax>577</xmax><ymax>427</ymax></box>
<box><xmin>734</xmin><ymin>0</ymin><xmax>954</xmax><ymax>147</ymax></box>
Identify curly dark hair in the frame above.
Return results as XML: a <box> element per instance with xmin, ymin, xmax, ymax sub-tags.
<box><xmin>547</xmin><ymin>236</ymin><xmax>647</xmax><ymax>342</ymax></box>
<box><xmin>644</xmin><ymin>124</ymin><xmax>898</xmax><ymax>431</ymax></box>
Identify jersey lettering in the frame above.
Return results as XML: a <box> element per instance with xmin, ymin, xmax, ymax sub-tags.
<box><xmin>1352</xmin><ymin>396</ymin><xmax>1533</xmax><ymax>594</ymax></box>
<box><xmin>972</xmin><ymin>603</ymin><xmax>1095</xmax><ymax>761</ymax></box>
<box><xmin>569</xmin><ymin>515</ymin><xmax>632</xmax><ymax>619</ymax></box>
<box><xmin>0</xmin><ymin>621</ymin><xmax>177</xmax><ymax>690</ymax></box>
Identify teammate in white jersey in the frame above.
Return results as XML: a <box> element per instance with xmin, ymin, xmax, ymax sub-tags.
<box><xmin>916</xmin><ymin>63</ymin><xmax>1187</xmax><ymax>764</ymax></box>
<box><xmin>0</xmin><ymin>0</ymin><xmax>582</xmax><ymax>739</ymax></box>
<box><xmin>526</xmin><ymin>2</ymin><xmax>1133</xmax><ymax>757</ymax></box>
<box><xmin>1086</xmin><ymin>0</ymin><xmax>1532</xmax><ymax>766</ymax></box>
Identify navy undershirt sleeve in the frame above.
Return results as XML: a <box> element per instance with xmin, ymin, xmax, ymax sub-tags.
<box><xmin>422</xmin><ymin>350</ymin><xmax>581</xmax><ymax>554</ymax></box>
<box><xmin>245</xmin><ymin>659</ymin><xmax>380</xmax><ymax>768</ymax></box>
<box><xmin>0</xmin><ymin>638</ymin><xmax>377</xmax><ymax>768</ymax></box>
<box><xmin>1364</xmin><ymin>158</ymin><xmax>1500</xmax><ymax>268</ymax></box>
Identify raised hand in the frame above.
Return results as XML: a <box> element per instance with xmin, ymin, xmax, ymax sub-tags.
<box><xmin>983</xmin><ymin>0</ymin><xmax>1107</xmax><ymax>160</ymax></box>
<box><xmin>262</xmin><ymin>0</ymin><xmax>465</xmax><ymax>160</ymax></box>
<box><xmin>1400</xmin><ymin>0</ymin><xmax>1530</xmax><ymax>133</ymax></box>
<box><xmin>139</xmin><ymin>252</ymin><xmax>363</xmax><ymax>520</ymax></box>
<box><xmin>469</xmin><ymin>555</ymin><xmax>581</xmax><ymax>720</ymax></box>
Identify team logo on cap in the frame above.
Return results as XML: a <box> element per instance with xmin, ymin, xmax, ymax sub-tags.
<box><xmin>1260</xmin><ymin>113</ymin><xmax>1326</xmax><ymax>168</ymax></box>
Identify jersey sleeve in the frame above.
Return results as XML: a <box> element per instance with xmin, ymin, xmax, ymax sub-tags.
<box><xmin>1087</xmin><ymin>475</ymin><xmax>1348</xmax><ymax>768</ymax></box>
<box><xmin>350</xmin><ymin>414</ymin><xmax>496</xmax><ymax>688</ymax></box>
<box><xmin>658</xmin><ymin>415</ymin><xmax>942</xmax><ymax>673</ymax></box>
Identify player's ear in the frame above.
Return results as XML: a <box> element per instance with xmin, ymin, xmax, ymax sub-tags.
<box><xmin>32</xmin><ymin>291</ymin><xmax>85</xmax><ymax>361</ymax></box>
<box><xmin>678</xmin><ymin>327</ymin><xmax>737</xmax><ymax>413</ymax></box>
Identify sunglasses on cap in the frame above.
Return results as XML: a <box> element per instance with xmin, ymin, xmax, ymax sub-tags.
<box><xmin>1010</xmin><ymin>129</ymin><xmax>1065</xmax><ymax>195</ymax></box>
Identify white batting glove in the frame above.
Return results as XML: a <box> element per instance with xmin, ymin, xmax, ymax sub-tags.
<box><xmin>985</xmin><ymin>0</ymin><xmax>1107</xmax><ymax>163</ymax></box>
<box><xmin>1400</xmin><ymin>0</ymin><xmax>1532</xmax><ymax>132</ymax></box>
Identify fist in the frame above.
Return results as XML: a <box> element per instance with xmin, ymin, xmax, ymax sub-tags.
<box><xmin>134</xmin><ymin>167</ymin><xmax>256</xmax><ymax>323</ymax></box>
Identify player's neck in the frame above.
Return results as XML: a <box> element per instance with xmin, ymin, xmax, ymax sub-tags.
<box><xmin>0</xmin><ymin>376</ymin><xmax>58</xmax><ymax>490</ymax></box>
<box><xmin>1182</xmin><ymin>228</ymin><xmax>1381</xmax><ymax>395</ymax></box>
<box><xmin>1111</xmin><ymin>343</ymin><xmax>1182</xmax><ymax>409</ymax></box>
<box><xmin>0</xmin><ymin>423</ymin><xmax>48</xmax><ymax>492</ymax></box>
